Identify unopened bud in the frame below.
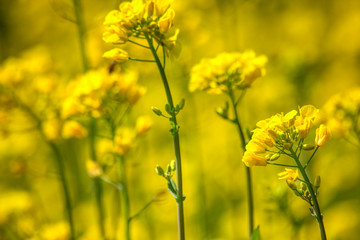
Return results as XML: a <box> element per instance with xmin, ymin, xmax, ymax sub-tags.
<box><xmin>287</xmin><ymin>181</ymin><xmax>297</xmax><ymax>190</ymax></box>
<box><xmin>302</xmin><ymin>144</ymin><xmax>315</xmax><ymax>151</ymax></box>
<box><xmin>300</xmin><ymin>182</ymin><xmax>307</xmax><ymax>192</ymax></box>
<box><xmin>314</xmin><ymin>176</ymin><xmax>321</xmax><ymax>189</ymax></box>
<box><xmin>270</xmin><ymin>153</ymin><xmax>280</xmax><ymax>161</ymax></box>
<box><xmin>152</xmin><ymin>107</ymin><xmax>162</xmax><ymax>116</ymax></box>
<box><xmin>170</xmin><ymin>160</ymin><xmax>176</xmax><ymax>171</ymax></box>
<box><xmin>166</xmin><ymin>164</ymin><xmax>172</xmax><ymax>174</ymax></box>
<box><xmin>155</xmin><ymin>165</ymin><xmax>164</xmax><ymax>176</ymax></box>
<box><xmin>265</xmin><ymin>153</ymin><xmax>273</xmax><ymax>160</ymax></box>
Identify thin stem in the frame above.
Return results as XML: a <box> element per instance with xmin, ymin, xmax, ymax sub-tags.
<box><xmin>228</xmin><ymin>87</ymin><xmax>254</xmax><ymax>239</ymax></box>
<box><xmin>72</xmin><ymin>1</ymin><xmax>107</xmax><ymax>238</ymax></box>
<box><xmin>89</xmin><ymin>119</ymin><xmax>106</xmax><ymax>239</ymax></box>
<box><xmin>267</xmin><ymin>162</ymin><xmax>298</xmax><ymax>168</ymax></box>
<box><xmin>144</xmin><ymin>32</ymin><xmax>185</xmax><ymax>240</ymax></box>
<box><xmin>128</xmin><ymin>39</ymin><xmax>150</xmax><ymax>49</ymax></box>
<box><xmin>14</xmin><ymin>93</ymin><xmax>76</xmax><ymax>240</ymax></box>
<box><xmin>129</xmin><ymin>57</ymin><xmax>156</xmax><ymax>63</ymax></box>
<box><xmin>304</xmin><ymin>146</ymin><xmax>319</xmax><ymax>169</ymax></box>
<box><xmin>73</xmin><ymin>0</ymin><xmax>88</xmax><ymax>71</ymax></box>
<box><xmin>129</xmin><ymin>198</ymin><xmax>155</xmax><ymax>222</ymax></box>
<box><xmin>290</xmin><ymin>149</ymin><xmax>327</xmax><ymax>240</ymax></box>
<box><xmin>118</xmin><ymin>155</ymin><xmax>130</xmax><ymax>240</ymax></box>
<box><xmin>48</xmin><ymin>142</ymin><xmax>76</xmax><ymax>240</ymax></box>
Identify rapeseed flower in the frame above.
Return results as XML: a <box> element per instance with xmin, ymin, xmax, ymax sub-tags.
<box><xmin>189</xmin><ymin>51</ymin><xmax>267</xmax><ymax>94</ymax></box>
<box><xmin>103</xmin><ymin>0</ymin><xmax>179</xmax><ymax>61</ymax></box>
<box><xmin>241</xmin><ymin>105</ymin><xmax>321</xmax><ymax>167</ymax></box>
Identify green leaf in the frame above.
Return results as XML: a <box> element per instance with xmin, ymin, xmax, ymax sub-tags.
<box><xmin>250</xmin><ymin>226</ymin><xmax>261</xmax><ymax>240</ymax></box>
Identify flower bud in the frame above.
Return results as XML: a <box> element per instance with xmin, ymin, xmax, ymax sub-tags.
<box><xmin>315</xmin><ymin>124</ymin><xmax>331</xmax><ymax>147</ymax></box>
<box><xmin>170</xmin><ymin>160</ymin><xmax>176</xmax><ymax>171</ymax></box>
<box><xmin>155</xmin><ymin>165</ymin><xmax>164</xmax><ymax>176</ymax></box>
<box><xmin>314</xmin><ymin>176</ymin><xmax>321</xmax><ymax>189</ymax></box>
<box><xmin>270</xmin><ymin>153</ymin><xmax>280</xmax><ymax>161</ymax></box>
<box><xmin>302</xmin><ymin>144</ymin><xmax>315</xmax><ymax>151</ymax></box>
<box><xmin>151</xmin><ymin>107</ymin><xmax>162</xmax><ymax>116</ymax></box>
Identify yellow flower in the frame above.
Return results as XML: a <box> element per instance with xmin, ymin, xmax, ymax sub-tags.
<box><xmin>41</xmin><ymin>221</ymin><xmax>69</xmax><ymax>240</ymax></box>
<box><xmin>103</xmin><ymin>25</ymin><xmax>129</xmax><ymax>44</ymax></box>
<box><xmin>158</xmin><ymin>8</ymin><xmax>175</xmax><ymax>34</ymax></box>
<box><xmin>43</xmin><ymin>117</ymin><xmax>61</xmax><ymax>141</ymax></box>
<box><xmin>62</xmin><ymin>121</ymin><xmax>88</xmax><ymax>139</ymax></box>
<box><xmin>278</xmin><ymin>168</ymin><xmax>299</xmax><ymax>182</ymax></box>
<box><xmin>299</xmin><ymin>105</ymin><xmax>318</xmax><ymax>120</ymax></box>
<box><xmin>295</xmin><ymin>117</ymin><xmax>312</xmax><ymax>139</ymax></box>
<box><xmin>315</xmin><ymin>124</ymin><xmax>331</xmax><ymax>147</ymax></box>
<box><xmin>189</xmin><ymin>51</ymin><xmax>267</xmax><ymax>94</ymax></box>
<box><xmin>242</xmin><ymin>151</ymin><xmax>268</xmax><ymax>167</ymax></box>
<box><xmin>113</xmin><ymin>129</ymin><xmax>134</xmax><ymax>155</ymax></box>
<box><xmin>103</xmin><ymin>48</ymin><xmax>129</xmax><ymax>62</ymax></box>
<box><xmin>136</xmin><ymin>116</ymin><xmax>152</xmax><ymax>136</ymax></box>
<box><xmin>86</xmin><ymin>160</ymin><xmax>103</xmax><ymax>178</ymax></box>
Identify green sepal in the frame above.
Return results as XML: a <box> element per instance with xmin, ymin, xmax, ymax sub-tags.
<box><xmin>175</xmin><ymin>98</ymin><xmax>185</xmax><ymax>113</ymax></box>
<box><xmin>165</xmin><ymin>104</ymin><xmax>172</xmax><ymax>115</ymax></box>
<box><xmin>250</xmin><ymin>226</ymin><xmax>261</xmax><ymax>240</ymax></box>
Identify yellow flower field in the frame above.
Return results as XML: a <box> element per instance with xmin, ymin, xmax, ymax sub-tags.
<box><xmin>1</xmin><ymin>0</ymin><xmax>360</xmax><ymax>239</ymax></box>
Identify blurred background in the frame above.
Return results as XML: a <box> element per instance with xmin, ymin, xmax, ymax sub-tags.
<box><xmin>1</xmin><ymin>0</ymin><xmax>360</xmax><ymax>239</ymax></box>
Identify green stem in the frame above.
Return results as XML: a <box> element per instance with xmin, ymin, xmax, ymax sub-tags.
<box><xmin>73</xmin><ymin>0</ymin><xmax>88</xmax><ymax>71</ymax></box>
<box><xmin>48</xmin><ymin>142</ymin><xmax>76</xmax><ymax>240</ymax></box>
<box><xmin>304</xmin><ymin>146</ymin><xmax>319</xmax><ymax>169</ymax></box>
<box><xmin>267</xmin><ymin>162</ymin><xmax>298</xmax><ymax>168</ymax></box>
<box><xmin>14</xmin><ymin>94</ymin><xmax>76</xmax><ymax>240</ymax></box>
<box><xmin>128</xmin><ymin>39</ymin><xmax>150</xmax><ymax>49</ymax></box>
<box><xmin>89</xmin><ymin>119</ymin><xmax>106</xmax><ymax>239</ymax></box>
<box><xmin>129</xmin><ymin>57</ymin><xmax>156</xmax><ymax>63</ymax></box>
<box><xmin>144</xmin><ymin>33</ymin><xmax>185</xmax><ymax>240</ymax></box>
<box><xmin>118</xmin><ymin>155</ymin><xmax>130</xmax><ymax>240</ymax></box>
<box><xmin>290</xmin><ymin>149</ymin><xmax>327</xmax><ymax>240</ymax></box>
<box><xmin>73</xmin><ymin>1</ymin><xmax>107</xmax><ymax>238</ymax></box>
<box><xmin>228</xmin><ymin>88</ymin><xmax>254</xmax><ymax>239</ymax></box>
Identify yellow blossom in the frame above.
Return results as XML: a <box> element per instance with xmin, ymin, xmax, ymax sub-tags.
<box><xmin>189</xmin><ymin>51</ymin><xmax>267</xmax><ymax>94</ymax></box>
<box><xmin>41</xmin><ymin>222</ymin><xmax>69</xmax><ymax>240</ymax></box>
<box><xmin>103</xmin><ymin>48</ymin><xmax>129</xmax><ymax>62</ymax></box>
<box><xmin>278</xmin><ymin>168</ymin><xmax>299</xmax><ymax>182</ymax></box>
<box><xmin>242</xmin><ymin>151</ymin><xmax>268</xmax><ymax>167</ymax></box>
<box><xmin>86</xmin><ymin>160</ymin><xmax>103</xmax><ymax>178</ymax></box>
<box><xmin>113</xmin><ymin>129</ymin><xmax>135</xmax><ymax>155</ymax></box>
<box><xmin>158</xmin><ymin>8</ymin><xmax>175</xmax><ymax>34</ymax></box>
<box><xmin>136</xmin><ymin>116</ymin><xmax>152</xmax><ymax>135</ymax></box>
<box><xmin>62</xmin><ymin>121</ymin><xmax>88</xmax><ymax>139</ymax></box>
<box><xmin>43</xmin><ymin>117</ymin><xmax>61</xmax><ymax>141</ymax></box>
<box><xmin>315</xmin><ymin>124</ymin><xmax>331</xmax><ymax>147</ymax></box>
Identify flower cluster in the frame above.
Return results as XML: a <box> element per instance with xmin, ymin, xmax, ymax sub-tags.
<box><xmin>62</xmin><ymin>68</ymin><xmax>145</xmax><ymax>119</ymax></box>
<box><xmin>189</xmin><ymin>51</ymin><xmax>267</xmax><ymax>94</ymax></box>
<box><xmin>322</xmin><ymin>88</ymin><xmax>360</xmax><ymax>142</ymax></box>
<box><xmin>242</xmin><ymin>105</ymin><xmax>330</xmax><ymax>167</ymax></box>
<box><xmin>103</xmin><ymin>0</ymin><xmax>179</xmax><ymax>61</ymax></box>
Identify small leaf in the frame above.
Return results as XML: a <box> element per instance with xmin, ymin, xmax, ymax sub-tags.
<box><xmin>250</xmin><ymin>226</ymin><xmax>261</xmax><ymax>240</ymax></box>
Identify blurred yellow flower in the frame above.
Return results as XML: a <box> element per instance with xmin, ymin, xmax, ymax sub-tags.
<box><xmin>136</xmin><ymin>115</ymin><xmax>152</xmax><ymax>136</ymax></box>
<box><xmin>41</xmin><ymin>221</ymin><xmax>69</xmax><ymax>240</ymax></box>
<box><xmin>43</xmin><ymin>117</ymin><xmax>61</xmax><ymax>141</ymax></box>
<box><xmin>113</xmin><ymin>129</ymin><xmax>135</xmax><ymax>155</ymax></box>
<box><xmin>61</xmin><ymin>121</ymin><xmax>88</xmax><ymax>139</ymax></box>
<box><xmin>86</xmin><ymin>160</ymin><xmax>103</xmax><ymax>178</ymax></box>
<box><xmin>315</xmin><ymin>124</ymin><xmax>331</xmax><ymax>147</ymax></box>
<box><xmin>189</xmin><ymin>51</ymin><xmax>267</xmax><ymax>94</ymax></box>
